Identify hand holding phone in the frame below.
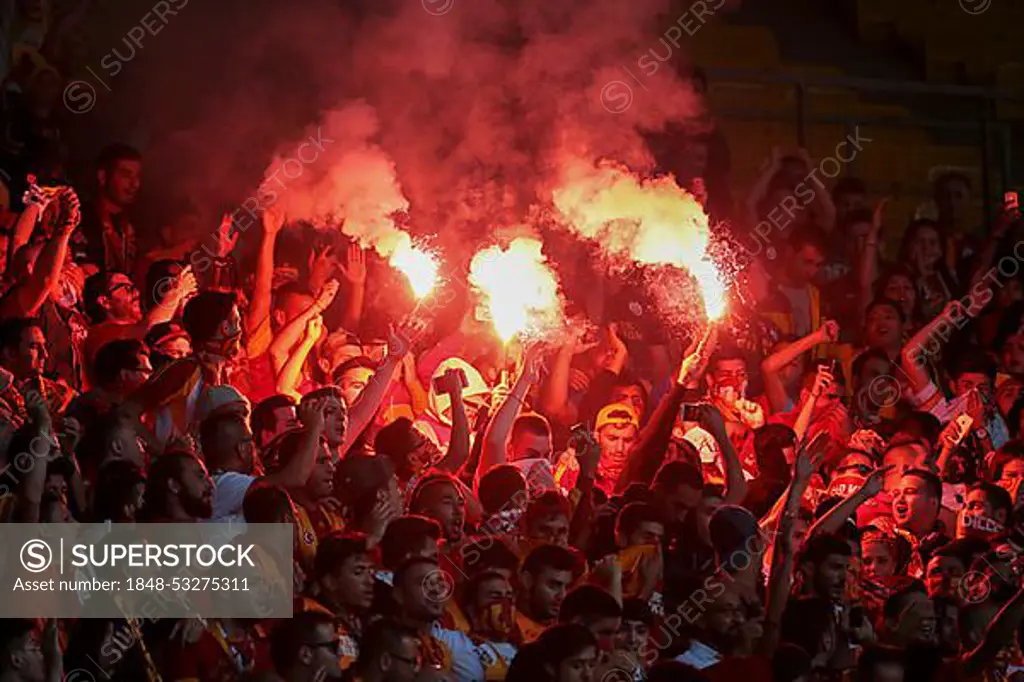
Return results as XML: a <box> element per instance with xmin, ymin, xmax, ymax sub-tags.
<box><xmin>433</xmin><ymin>368</ymin><xmax>468</xmax><ymax>394</ymax></box>
<box><xmin>1006</xmin><ymin>190</ymin><xmax>1020</xmax><ymax>214</ymax></box>
<box><xmin>953</xmin><ymin>413</ymin><xmax>974</xmax><ymax>445</ymax></box>
<box><xmin>680</xmin><ymin>403</ymin><xmax>701</xmax><ymax>422</ymax></box>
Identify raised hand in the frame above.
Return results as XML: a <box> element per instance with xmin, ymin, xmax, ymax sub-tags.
<box><xmin>21</xmin><ymin>387</ymin><xmax>51</xmax><ymax>429</ymax></box>
<box><xmin>59</xmin><ymin>416</ymin><xmax>82</xmax><ymax>455</ymax></box>
<box><xmin>795</xmin><ymin>432</ymin><xmax>829</xmax><ymax>481</ymax></box>
<box><xmin>58</xmin><ymin>187</ymin><xmax>81</xmax><ymax>232</ymax></box>
<box><xmin>817</xmin><ymin>319</ymin><xmax>840</xmax><ymax>344</ymax></box>
<box><xmin>871</xmin><ymin>197</ymin><xmax>889</xmax><ymax>238</ymax></box>
<box><xmin>811</xmin><ymin>364</ymin><xmax>835</xmax><ymax>399</ymax></box>
<box><xmin>309</xmin><ymin>244</ymin><xmax>340</xmax><ymax>292</ymax></box>
<box><xmin>338</xmin><ymin>243</ymin><xmax>367</xmax><ymax>286</ymax></box>
<box><xmin>695</xmin><ymin>402</ymin><xmax>727</xmax><ymax>438</ymax></box>
<box><xmin>305</xmin><ymin>315</ymin><xmax>325</xmax><ymax>343</ymax></box>
<box><xmin>262</xmin><ymin>205</ymin><xmax>286</xmax><ymax>235</ymax></box>
<box><xmin>175</xmin><ymin>265</ymin><xmax>199</xmax><ymax>302</ymax></box>
<box><xmin>606</xmin><ymin>322</ymin><xmax>627</xmax><ymax>356</ymax></box>
<box><xmin>571</xmin><ymin>328</ymin><xmax>600</xmax><ymax>355</ymax></box>
<box><xmin>522</xmin><ymin>344</ymin><xmax>546</xmax><ymax>384</ymax></box>
<box><xmin>861</xmin><ymin>464</ymin><xmax>894</xmax><ymax>498</ymax></box>
<box><xmin>215</xmin><ymin>213</ymin><xmax>239</xmax><ymax>258</ymax></box>
<box><xmin>387</xmin><ymin>323</ymin><xmax>413</xmax><ymax>359</ymax></box>
<box><xmin>298</xmin><ymin>397</ymin><xmax>327</xmax><ymax>432</ymax></box>
<box><xmin>591</xmin><ymin>554</ymin><xmax>622</xmax><ymax>590</ymax></box>
<box><xmin>42</xmin><ymin>618</ymin><xmax>62</xmax><ymax>680</ymax></box>
<box><xmin>678</xmin><ymin>325</ymin><xmax>719</xmax><ymax>386</ymax></box>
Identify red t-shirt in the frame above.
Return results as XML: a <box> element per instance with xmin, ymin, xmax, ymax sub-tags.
<box><xmin>704</xmin><ymin>654</ymin><xmax>774</xmax><ymax>682</ymax></box>
<box><xmin>83</xmin><ymin>321</ymin><xmax>143</xmax><ymax>383</ymax></box>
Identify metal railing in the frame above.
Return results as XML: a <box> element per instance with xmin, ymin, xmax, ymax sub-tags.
<box><xmin>706</xmin><ymin>66</ymin><xmax>1024</xmax><ymax>225</ymax></box>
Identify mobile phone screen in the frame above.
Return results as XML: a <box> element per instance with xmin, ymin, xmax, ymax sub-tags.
<box><xmin>1006</xmin><ymin>191</ymin><xmax>1020</xmax><ymax>213</ymax></box>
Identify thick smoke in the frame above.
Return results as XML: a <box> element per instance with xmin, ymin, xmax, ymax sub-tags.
<box><xmin>82</xmin><ymin>0</ymin><xmax>710</xmax><ymax>247</ymax></box>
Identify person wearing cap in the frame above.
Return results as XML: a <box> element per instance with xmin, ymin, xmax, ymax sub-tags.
<box><xmin>593</xmin><ymin>402</ymin><xmax>640</xmax><ymax>495</ymax></box>
<box><xmin>200</xmin><ymin>395</ymin><xmax>326</xmax><ymax>534</ymax></box>
<box><xmin>145</xmin><ymin>321</ymin><xmax>191</xmax><ymax>371</ymax></box>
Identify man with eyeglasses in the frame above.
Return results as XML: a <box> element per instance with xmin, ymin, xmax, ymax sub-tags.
<box><xmin>270</xmin><ymin>610</ymin><xmax>345</xmax><ymax>681</ymax></box>
<box><xmin>81</xmin><ymin>267</ymin><xmax>196</xmax><ymax>383</ymax></box>
<box><xmin>344</xmin><ymin>618</ymin><xmax>424</xmax><ymax>682</ymax></box>
<box><xmin>66</xmin><ymin>338</ymin><xmax>152</xmax><ymax>427</ymax></box>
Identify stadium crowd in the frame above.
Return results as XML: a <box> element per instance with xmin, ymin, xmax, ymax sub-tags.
<box><xmin>2</xmin><ymin>7</ymin><xmax>1024</xmax><ymax>681</ymax></box>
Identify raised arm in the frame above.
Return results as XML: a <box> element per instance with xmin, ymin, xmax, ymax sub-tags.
<box><xmin>269</xmin><ymin>280</ymin><xmax>339</xmax><ymax>373</ymax></box>
<box><xmin>962</xmin><ymin>585</ymin><xmax>1024</xmax><ymax>676</ymax></box>
<box><xmin>8</xmin><ymin>203</ymin><xmax>42</xmax><ymax>265</ymax></box>
<box><xmin>807</xmin><ymin>464</ymin><xmax>891</xmax><ymax>538</ymax></box>
<box><xmin>340</xmin><ymin>325</ymin><xmax>408</xmax><ymax>456</ymax></box>
<box><xmin>261</xmin><ymin>396</ymin><xmax>326</xmax><ymax>489</ymax></box>
<box><xmin>967</xmin><ymin>198</ymin><xmax>1018</xmax><ymax>293</ymax></box>
<box><xmin>857</xmin><ymin>199</ymin><xmax>887</xmax><ymax>318</ymax></box>
<box><xmin>336</xmin><ymin>243</ymin><xmax>367</xmax><ymax>332</ymax></box>
<box><xmin>696</xmin><ymin>403</ymin><xmax>748</xmax><ymax>504</ymax></box>
<box><xmin>478</xmin><ymin>348</ymin><xmax>542</xmax><ymax>481</ymax></box>
<box><xmin>13</xmin><ymin>389</ymin><xmax>55</xmax><ymax>523</ymax></box>
<box><xmin>616</xmin><ymin>326</ymin><xmax>717</xmax><ymax>491</ymax></box>
<box><xmin>540</xmin><ymin>329</ymin><xmax>597</xmax><ymax>427</ymax></box>
<box><xmin>762</xmin><ymin>321</ymin><xmax>837</xmax><ymax>414</ymax></box>
<box><xmin>438</xmin><ymin>369</ymin><xmax>470</xmax><ymax>475</ymax></box>
<box><xmin>569</xmin><ymin>430</ymin><xmax>600</xmax><ymax>550</ymax></box>
<box><xmin>247</xmin><ymin>207</ymin><xmax>284</xmax><ymax>335</ymax></box>
<box><xmin>140</xmin><ymin>265</ymin><xmax>198</xmax><ymax>330</ymax></box>
<box><xmin>399</xmin><ymin>352</ymin><xmax>429</xmax><ymax>417</ymax></box>
<box><xmin>0</xmin><ymin>190</ymin><xmax>79</xmax><ymax>317</ymax></box>
<box><xmin>760</xmin><ymin>432</ymin><xmax>827</xmax><ymax>532</ymax></box>
<box><xmin>276</xmin><ymin>316</ymin><xmax>323</xmax><ymax>399</ymax></box>
<box><xmin>760</xmin><ymin>433</ymin><xmax>826</xmax><ymax>656</ymax></box>
<box><xmin>900</xmin><ymin>300</ymin><xmax>960</xmax><ymax>396</ymax></box>
<box><xmin>792</xmin><ymin>363</ymin><xmax>833</xmax><ymax>443</ymax></box>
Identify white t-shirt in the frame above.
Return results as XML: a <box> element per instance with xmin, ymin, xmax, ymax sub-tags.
<box><xmin>208</xmin><ymin>471</ymin><xmax>255</xmax><ymax>533</ymax></box>
<box><xmin>434</xmin><ymin>626</ymin><xmax>517</xmax><ymax>682</ymax></box>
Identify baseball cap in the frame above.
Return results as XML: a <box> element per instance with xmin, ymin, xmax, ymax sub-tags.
<box><xmin>596</xmin><ymin>403</ymin><xmax>640</xmax><ymax>431</ymax></box>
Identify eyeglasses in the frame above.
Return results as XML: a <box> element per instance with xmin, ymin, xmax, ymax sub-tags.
<box><xmin>109</xmin><ymin>281</ymin><xmax>137</xmax><ymax>296</ymax></box>
<box><xmin>836</xmin><ymin>464</ymin><xmax>873</xmax><ymax>475</ymax></box>
<box><xmin>304</xmin><ymin>638</ymin><xmax>340</xmax><ymax>651</ymax></box>
<box><xmin>388</xmin><ymin>652</ymin><xmax>422</xmax><ymax>670</ymax></box>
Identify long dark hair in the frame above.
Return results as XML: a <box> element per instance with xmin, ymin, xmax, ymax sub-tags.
<box><xmin>897</xmin><ymin>219</ymin><xmax>957</xmax><ymax>289</ymax></box>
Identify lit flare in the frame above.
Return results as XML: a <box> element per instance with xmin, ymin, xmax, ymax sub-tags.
<box><xmin>552</xmin><ymin>159</ymin><xmax>728</xmax><ymax>319</ymax></box>
<box><xmin>469</xmin><ymin>237</ymin><xmax>562</xmax><ymax>343</ymax></box>
<box><xmin>390</xmin><ymin>237</ymin><xmax>439</xmax><ymax>299</ymax></box>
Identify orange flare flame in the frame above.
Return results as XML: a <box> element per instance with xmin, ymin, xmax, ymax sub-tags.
<box><xmin>389</xmin><ymin>236</ymin><xmax>439</xmax><ymax>299</ymax></box>
<box><xmin>469</xmin><ymin>237</ymin><xmax>562</xmax><ymax>343</ymax></box>
<box><xmin>552</xmin><ymin>160</ymin><xmax>728</xmax><ymax>319</ymax></box>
